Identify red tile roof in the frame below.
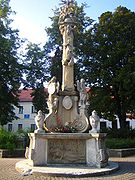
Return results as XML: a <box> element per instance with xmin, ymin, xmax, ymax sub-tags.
<box><xmin>18</xmin><ymin>89</ymin><xmax>33</xmax><ymax>102</ymax></box>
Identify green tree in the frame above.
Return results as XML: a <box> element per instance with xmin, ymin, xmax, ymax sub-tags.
<box><xmin>50</xmin><ymin>47</ymin><xmax>62</xmax><ymax>85</ymax></box>
<box><xmin>31</xmin><ymin>82</ymin><xmax>48</xmax><ymax>114</ymax></box>
<box><xmin>24</xmin><ymin>43</ymin><xmax>49</xmax><ymax>113</ymax></box>
<box><xmin>25</xmin><ymin>43</ymin><xmax>49</xmax><ymax>87</ymax></box>
<box><xmin>0</xmin><ymin>0</ymin><xmax>22</xmax><ymax>126</ymax></box>
<box><xmin>86</xmin><ymin>6</ymin><xmax>135</xmax><ymax>129</ymax></box>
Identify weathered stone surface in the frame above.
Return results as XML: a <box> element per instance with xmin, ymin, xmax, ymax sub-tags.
<box><xmin>48</xmin><ymin>139</ymin><xmax>85</xmax><ymax>164</ymax></box>
<box><xmin>27</xmin><ymin>133</ymin><xmax>108</xmax><ymax>168</ymax></box>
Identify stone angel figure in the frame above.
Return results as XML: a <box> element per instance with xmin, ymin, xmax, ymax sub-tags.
<box><xmin>47</xmin><ymin>76</ymin><xmax>59</xmax><ymax>114</ymax></box>
<box><xmin>77</xmin><ymin>78</ymin><xmax>87</xmax><ymax>107</ymax></box>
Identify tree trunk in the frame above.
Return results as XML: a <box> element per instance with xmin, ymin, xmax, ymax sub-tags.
<box><xmin>117</xmin><ymin>111</ymin><xmax>127</xmax><ymax>129</ymax></box>
<box><xmin>115</xmin><ymin>92</ymin><xmax>127</xmax><ymax>129</ymax></box>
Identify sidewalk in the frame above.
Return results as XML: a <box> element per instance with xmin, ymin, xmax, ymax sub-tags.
<box><xmin>0</xmin><ymin>156</ymin><xmax>135</xmax><ymax>180</ymax></box>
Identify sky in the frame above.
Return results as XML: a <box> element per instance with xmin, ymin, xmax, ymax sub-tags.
<box><xmin>9</xmin><ymin>0</ymin><xmax>135</xmax><ymax>45</ymax></box>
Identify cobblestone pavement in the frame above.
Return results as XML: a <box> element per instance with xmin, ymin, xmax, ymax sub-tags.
<box><xmin>0</xmin><ymin>156</ymin><xmax>135</xmax><ymax>180</ymax></box>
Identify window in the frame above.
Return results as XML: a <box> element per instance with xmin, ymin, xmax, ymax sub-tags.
<box><xmin>31</xmin><ymin>106</ymin><xmax>36</xmax><ymax>113</ymax></box>
<box><xmin>8</xmin><ymin>124</ymin><xmax>12</xmax><ymax>132</ymax></box>
<box><xmin>24</xmin><ymin>114</ymin><xmax>30</xmax><ymax>119</ymax></box>
<box><xmin>18</xmin><ymin>106</ymin><xmax>23</xmax><ymax>114</ymax></box>
<box><xmin>18</xmin><ymin>124</ymin><xmax>23</xmax><ymax>130</ymax></box>
<box><xmin>100</xmin><ymin>122</ymin><xmax>107</xmax><ymax>130</ymax></box>
<box><xmin>31</xmin><ymin>124</ymin><xmax>36</xmax><ymax>131</ymax></box>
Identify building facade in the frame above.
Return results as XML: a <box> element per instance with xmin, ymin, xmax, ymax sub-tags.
<box><xmin>4</xmin><ymin>89</ymin><xmax>37</xmax><ymax>132</ymax></box>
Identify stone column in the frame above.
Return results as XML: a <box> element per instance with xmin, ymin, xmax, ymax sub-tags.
<box><xmin>59</xmin><ymin>1</ymin><xmax>76</xmax><ymax>92</ymax></box>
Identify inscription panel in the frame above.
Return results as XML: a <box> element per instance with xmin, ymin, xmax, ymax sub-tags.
<box><xmin>48</xmin><ymin>139</ymin><xmax>86</xmax><ymax>164</ymax></box>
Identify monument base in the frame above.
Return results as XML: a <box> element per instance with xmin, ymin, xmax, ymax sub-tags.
<box><xmin>16</xmin><ymin>160</ymin><xmax>119</xmax><ymax>177</ymax></box>
<box><xmin>26</xmin><ymin>133</ymin><xmax>108</xmax><ymax>168</ymax></box>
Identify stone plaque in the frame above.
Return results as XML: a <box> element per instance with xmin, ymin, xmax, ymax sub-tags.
<box><xmin>48</xmin><ymin>139</ymin><xmax>86</xmax><ymax>164</ymax></box>
<box><xmin>62</xmin><ymin>96</ymin><xmax>73</xmax><ymax>110</ymax></box>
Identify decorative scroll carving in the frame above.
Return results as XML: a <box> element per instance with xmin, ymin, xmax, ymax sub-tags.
<box><xmin>72</xmin><ymin>113</ymin><xmax>89</xmax><ymax>133</ymax></box>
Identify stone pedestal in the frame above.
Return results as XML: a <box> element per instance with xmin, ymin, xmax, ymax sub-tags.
<box><xmin>27</xmin><ymin>133</ymin><xmax>108</xmax><ymax>168</ymax></box>
<box><xmin>86</xmin><ymin>133</ymin><xmax>108</xmax><ymax>168</ymax></box>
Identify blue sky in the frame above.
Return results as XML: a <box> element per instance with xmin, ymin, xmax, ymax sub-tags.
<box><xmin>9</xmin><ymin>0</ymin><xmax>135</xmax><ymax>44</ymax></box>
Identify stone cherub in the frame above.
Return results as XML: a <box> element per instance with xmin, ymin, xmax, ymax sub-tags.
<box><xmin>89</xmin><ymin>110</ymin><xmax>100</xmax><ymax>133</ymax></box>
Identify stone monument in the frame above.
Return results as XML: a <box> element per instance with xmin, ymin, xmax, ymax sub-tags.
<box><xmin>44</xmin><ymin>0</ymin><xmax>89</xmax><ymax>132</ymax></box>
<box><xmin>26</xmin><ymin>0</ymin><xmax>109</xmax><ymax>169</ymax></box>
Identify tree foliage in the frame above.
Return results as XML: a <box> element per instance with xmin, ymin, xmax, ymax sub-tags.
<box><xmin>0</xmin><ymin>0</ymin><xmax>22</xmax><ymax>126</ymax></box>
<box><xmin>24</xmin><ymin>43</ymin><xmax>49</xmax><ymax>88</ymax></box>
<box><xmin>50</xmin><ymin>47</ymin><xmax>62</xmax><ymax>84</ymax></box>
<box><xmin>86</xmin><ymin>6</ymin><xmax>135</xmax><ymax>128</ymax></box>
<box><xmin>24</xmin><ymin>43</ymin><xmax>50</xmax><ymax>113</ymax></box>
<box><xmin>31</xmin><ymin>83</ymin><xmax>48</xmax><ymax>114</ymax></box>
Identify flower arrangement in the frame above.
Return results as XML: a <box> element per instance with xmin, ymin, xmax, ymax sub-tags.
<box><xmin>53</xmin><ymin>123</ymin><xmax>77</xmax><ymax>133</ymax></box>
<box><xmin>44</xmin><ymin>116</ymin><xmax>78</xmax><ymax>133</ymax></box>
<box><xmin>50</xmin><ymin>121</ymin><xmax>77</xmax><ymax>133</ymax></box>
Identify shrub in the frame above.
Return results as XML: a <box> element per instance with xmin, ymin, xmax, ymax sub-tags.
<box><xmin>0</xmin><ymin>129</ymin><xmax>18</xmax><ymax>151</ymax></box>
<box><xmin>101</xmin><ymin>128</ymin><xmax>135</xmax><ymax>139</ymax></box>
<box><xmin>106</xmin><ymin>138</ymin><xmax>135</xmax><ymax>149</ymax></box>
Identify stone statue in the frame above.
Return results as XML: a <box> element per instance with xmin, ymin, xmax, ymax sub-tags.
<box><xmin>44</xmin><ymin>77</ymin><xmax>59</xmax><ymax>130</ymax></box>
<box><xmin>34</xmin><ymin>110</ymin><xmax>44</xmax><ymax>133</ymax></box>
<box><xmin>47</xmin><ymin>76</ymin><xmax>59</xmax><ymax>114</ymax></box>
<box><xmin>77</xmin><ymin>78</ymin><xmax>87</xmax><ymax>107</ymax></box>
<box><xmin>89</xmin><ymin>110</ymin><xmax>100</xmax><ymax>133</ymax></box>
<box><xmin>59</xmin><ymin>0</ymin><xmax>75</xmax><ymax>24</ymax></box>
<box><xmin>99</xmin><ymin>149</ymin><xmax>109</xmax><ymax>164</ymax></box>
<box><xmin>73</xmin><ymin>79</ymin><xmax>89</xmax><ymax>132</ymax></box>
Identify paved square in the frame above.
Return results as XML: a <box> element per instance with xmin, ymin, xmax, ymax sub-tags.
<box><xmin>0</xmin><ymin>156</ymin><xmax>135</xmax><ymax>180</ymax></box>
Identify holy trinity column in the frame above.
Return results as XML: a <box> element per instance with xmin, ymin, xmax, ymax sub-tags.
<box><xmin>59</xmin><ymin>0</ymin><xmax>76</xmax><ymax>92</ymax></box>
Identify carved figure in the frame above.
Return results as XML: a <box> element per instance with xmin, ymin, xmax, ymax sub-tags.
<box><xmin>34</xmin><ymin>110</ymin><xmax>44</xmax><ymax>133</ymax></box>
<box><xmin>59</xmin><ymin>0</ymin><xmax>75</xmax><ymax>24</ymax></box>
<box><xmin>89</xmin><ymin>110</ymin><xmax>100</xmax><ymax>133</ymax></box>
<box><xmin>64</xmin><ymin>44</ymin><xmax>74</xmax><ymax>66</ymax></box>
<box><xmin>59</xmin><ymin>0</ymin><xmax>76</xmax><ymax>91</ymax></box>
<box><xmin>77</xmin><ymin>78</ymin><xmax>87</xmax><ymax>107</ymax></box>
<box><xmin>99</xmin><ymin>149</ymin><xmax>109</xmax><ymax>164</ymax></box>
<box><xmin>47</xmin><ymin>76</ymin><xmax>59</xmax><ymax>114</ymax></box>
